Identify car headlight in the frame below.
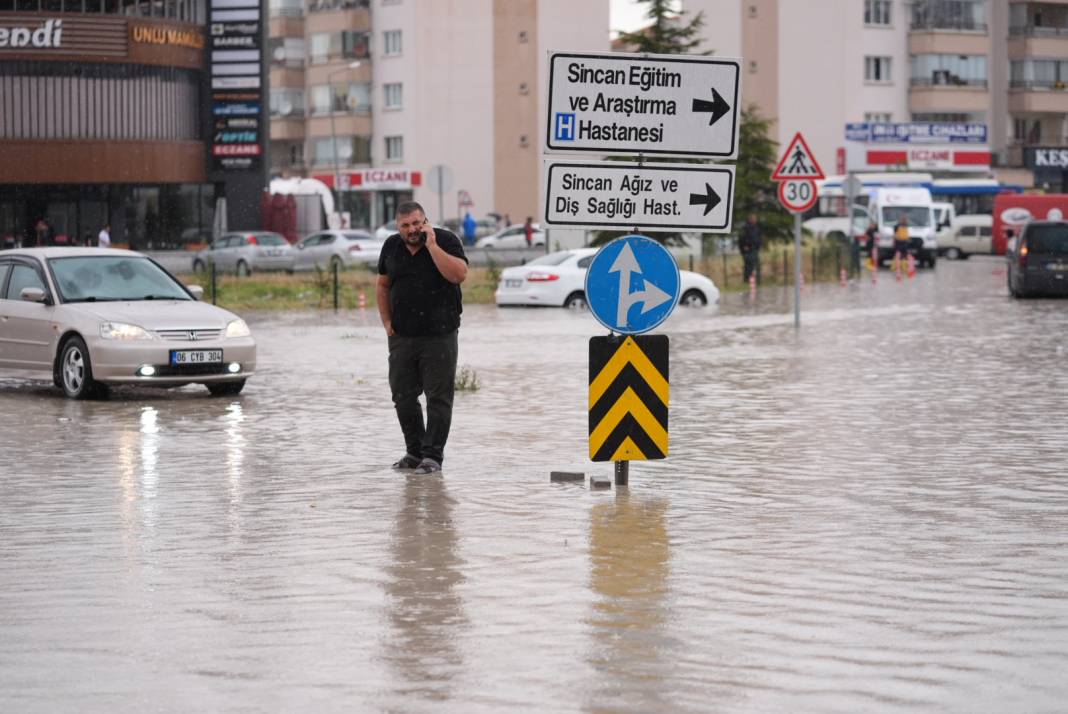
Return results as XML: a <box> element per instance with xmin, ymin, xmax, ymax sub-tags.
<box><xmin>100</xmin><ymin>322</ymin><xmax>153</xmax><ymax>340</ymax></box>
<box><xmin>225</xmin><ymin>319</ymin><xmax>251</xmax><ymax>338</ymax></box>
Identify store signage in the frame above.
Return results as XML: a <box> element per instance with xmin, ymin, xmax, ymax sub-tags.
<box><xmin>1025</xmin><ymin>147</ymin><xmax>1068</xmax><ymax>169</ymax></box>
<box><xmin>208</xmin><ymin>0</ymin><xmax>263</xmax><ymax>173</ymax></box>
<box><xmin>311</xmin><ymin>169</ymin><xmax>423</xmax><ymax>190</ymax></box>
<box><xmin>908</xmin><ymin>148</ymin><xmax>953</xmax><ymax>170</ymax></box>
<box><xmin>131</xmin><ymin>24</ymin><xmax>203</xmax><ymax>49</ymax></box>
<box><xmin>0</xmin><ymin>18</ymin><xmax>63</xmax><ymax>48</ymax></box>
<box><xmin>845</xmin><ymin>122</ymin><xmax>987</xmax><ymax>144</ymax></box>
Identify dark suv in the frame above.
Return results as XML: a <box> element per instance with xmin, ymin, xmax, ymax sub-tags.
<box><xmin>1007</xmin><ymin>221</ymin><xmax>1068</xmax><ymax>298</ymax></box>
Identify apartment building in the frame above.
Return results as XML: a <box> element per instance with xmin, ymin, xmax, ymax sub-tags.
<box><xmin>687</xmin><ymin>0</ymin><xmax>1068</xmax><ymax>189</ymax></box>
<box><xmin>267</xmin><ymin>0</ymin><xmax>608</xmax><ymax>229</ymax></box>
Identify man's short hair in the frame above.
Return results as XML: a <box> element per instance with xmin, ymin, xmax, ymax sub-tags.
<box><xmin>396</xmin><ymin>201</ymin><xmax>425</xmax><ymax>218</ymax></box>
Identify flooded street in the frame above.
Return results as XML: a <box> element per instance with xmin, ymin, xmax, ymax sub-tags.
<box><xmin>2</xmin><ymin>258</ymin><xmax>1068</xmax><ymax>712</ymax></box>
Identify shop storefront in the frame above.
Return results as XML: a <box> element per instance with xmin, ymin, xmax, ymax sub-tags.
<box><xmin>0</xmin><ymin>2</ymin><xmax>267</xmax><ymax>249</ymax></box>
<box><xmin>1024</xmin><ymin>147</ymin><xmax>1068</xmax><ymax>193</ymax></box>
<box><xmin>313</xmin><ymin>168</ymin><xmax>421</xmax><ymax>229</ymax></box>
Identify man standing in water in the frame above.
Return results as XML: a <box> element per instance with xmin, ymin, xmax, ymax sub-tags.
<box><xmin>376</xmin><ymin>202</ymin><xmax>468</xmax><ymax>474</ymax></box>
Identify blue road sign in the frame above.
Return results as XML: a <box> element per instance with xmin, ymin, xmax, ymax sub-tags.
<box><xmin>585</xmin><ymin>235</ymin><xmax>681</xmax><ymax>334</ymax></box>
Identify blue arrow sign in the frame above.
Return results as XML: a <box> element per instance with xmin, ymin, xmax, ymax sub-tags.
<box><xmin>585</xmin><ymin>235</ymin><xmax>681</xmax><ymax>334</ymax></box>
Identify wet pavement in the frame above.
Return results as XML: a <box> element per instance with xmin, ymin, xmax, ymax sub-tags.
<box><xmin>2</xmin><ymin>258</ymin><xmax>1067</xmax><ymax>713</ymax></box>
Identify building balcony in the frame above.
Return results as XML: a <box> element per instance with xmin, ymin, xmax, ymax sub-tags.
<box><xmin>269</xmin><ymin>116</ymin><xmax>306</xmax><ymax>141</ymax></box>
<box><xmin>1008</xmin><ymin>33</ymin><xmax>1068</xmax><ymax>60</ymax></box>
<box><xmin>306</xmin><ymin>114</ymin><xmax>373</xmax><ymax>138</ymax></box>
<box><xmin>270</xmin><ymin>66</ymin><xmax>305</xmax><ymax>88</ymax></box>
<box><xmin>268</xmin><ymin>15</ymin><xmax>304</xmax><ymax>38</ymax></box>
<box><xmin>908</xmin><ymin>31</ymin><xmax>989</xmax><ymax>55</ymax></box>
<box><xmin>1009</xmin><ymin>83</ymin><xmax>1068</xmax><ymax>113</ymax></box>
<box><xmin>909</xmin><ymin>80</ymin><xmax>990</xmax><ymax>112</ymax></box>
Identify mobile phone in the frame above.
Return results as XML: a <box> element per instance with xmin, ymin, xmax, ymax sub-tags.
<box><xmin>418</xmin><ymin>219</ymin><xmax>428</xmax><ymax>243</ymax></box>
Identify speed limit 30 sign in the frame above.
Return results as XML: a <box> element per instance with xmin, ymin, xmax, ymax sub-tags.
<box><xmin>777</xmin><ymin>179</ymin><xmax>817</xmax><ymax>214</ymax></box>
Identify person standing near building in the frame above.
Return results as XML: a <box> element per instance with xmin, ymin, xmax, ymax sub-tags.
<box><xmin>376</xmin><ymin>202</ymin><xmax>468</xmax><ymax>475</ymax></box>
<box><xmin>738</xmin><ymin>213</ymin><xmax>762</xmax><ymax>284</ymax></box>
<box><xmin>523</xmin><ymin>216</ymin><xmax>534</xmax><ymax>248</ymax></box>
<box><xmin>462</xmin><ymin>211</ymin><xmax>477</xmax><ymax>245</ymax></box>
<box><xmin>98</xmin><ymin>223</ymin><xmax>111</xmax><ymax>248</ymax></box>
<box><xmin>892</xmin><ymin>215</ymin><xmax>909</xmax><ymax>277</ymax></box>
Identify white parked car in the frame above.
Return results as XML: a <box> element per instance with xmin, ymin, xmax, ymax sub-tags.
<box><xmin>476</xmin><ymin>223</ymin><xmax>546</xmax><ymax>249</ymax></box>
<box><xmin>192</xmin><ymin>231</ymin><xmax>295</xmax><ymax>275</ymax></box>
<box><xmin>373</xmin><ymin>220</ymin><xmax>397</xmax><ymax>241</ymax></box>
<box><xmin>495</xmin><ymin>248</ymin><xmax>719</xmax><ymax>309</ymax></box>
<box><xmin>293</xmin><ymin>230</ymin><xmax>384</xmax><ymax>271</ymax></box>
<box><xmin>0</xmin><ymin>248</ymin><xmax>255</xmax><ymax>399</ymax></box>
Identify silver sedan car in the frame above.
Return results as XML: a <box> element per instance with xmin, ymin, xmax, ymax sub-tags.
<box><xmin>0</xmin><ymin>248</ymin><xmax>255</xmax><ymax>399</ymax></box>
<box><xmin>293</xmin><ymin>230</ymin><xmax>384</xmax><ymax>271</ymax></box>
<box><xmin>192</xmin><ymin>231</ymin><xmax>295</xmax><ymax>275</ymax></box>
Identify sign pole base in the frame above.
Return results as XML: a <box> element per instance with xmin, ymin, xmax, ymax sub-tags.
<box><xmin>614</xmin><ymin>460</ymin><xmax>629</xmax><ymax>487</ymax></box>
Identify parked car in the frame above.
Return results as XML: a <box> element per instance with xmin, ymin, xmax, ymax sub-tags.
<box><xmin>293</xmin><ymin>230</ymin><xmax>383</xmax><ymax>271</ymax></box>
<box><xmin>374</xmin><ymin>220</ymin><xmax>397</xmax><ymax>241</ymax></box>
<box><xmin>1006</xmin><ymin>220</ymin><xmax>1068</xmax><ymax>298</ymax></box>
<box><xmin>192</xmin><ymin>232</ymin><xmax>295</xmax><ymax>275</ymax></box>
<box><xmin>476</xmin><ymin>223</ymin><xmax>546</xmax><ymax>249</ymax></box>
<box><xmin>0</xmin><ymin>248</ymin><xmax>255</xmax><ymax>398</ymax></box>
<box><xmin>494</xmin><ymin>248</ymin><xmax>719</xmax><ymax>309</ymax></box>
<box><xmin>941</xmin><ymin>214</ymin><xmax>993</xmax><ymax>260</ymax></box>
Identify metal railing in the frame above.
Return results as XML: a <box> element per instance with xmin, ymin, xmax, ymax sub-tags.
<box><xmin>910</xmin><ymin>76</ymin><xmax>988</xmax><ymax>88</ymax></box>
<box><xmin>1009</xmin><ymin>79</ymin><xmax>1068</xmax><ymax>90</ymax></box>
<box><xmin>1009</xmin><ymin>25</ymin><xmax>1068</xmax><ymax>37</ymax></box>
<box><xmin>910</xmin><ymin>19</ymin><xmax>987</xmax><ymax>32</ymax></box>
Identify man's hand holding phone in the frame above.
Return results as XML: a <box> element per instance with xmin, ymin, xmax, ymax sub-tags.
<box><xmin>420</xmin><ymin>220</ymin><xmax>437</xmax><ymax>248</ymax></box>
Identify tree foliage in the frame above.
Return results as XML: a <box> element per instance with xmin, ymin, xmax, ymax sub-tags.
<box><xmin>733</xmin><ymin>106</ymin><xmax>792</xmax><ymax>242</ymax></box>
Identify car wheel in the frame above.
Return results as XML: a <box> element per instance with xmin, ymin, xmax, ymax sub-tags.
<box><xmin>564</xmin><ymin>291</ymin><xmax>587</xmax><ymax>310</ymax></box>
<box><xmin>680</xmin><ymin>289</ymin><xmax>707</xmax><ymax>307</ymax></box>
<box><xmin>193</xmin><ymin>259</ymin><xmax>206</xmax><ymax>272</ymax></box>
<box><xmin>207</xmin><ymin>379</ymin><xmax>246</xmax><ymax>397</ymax></box>
<box><xmin>945</xmin><ymin>247</ymin><xmax>960</xmax><ymax>260</ymax></box>
<box><xmin>236</xmin><ymin>260</ymin><xmax>250</xmax><ymax>277</ymax></box>
<box><xmin>58</xmin><ymin>336</ymin><xmax>104</xmax><ymax>400</ymax></box>
<box><xmin>928</xmin><ymin>255</ymin><xmax>937</xmax><ymax>268</ymax></box>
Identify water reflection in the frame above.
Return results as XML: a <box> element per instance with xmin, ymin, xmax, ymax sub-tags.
<box><xmin>222</xmin><ymin>401</ymin><xmax>245</xmax><ymax>532</ymax></box>
<box><xmin>383</xmin><ymin>474</ymin><xmax>468</xmax><ymax>702</ymax></box>
<box><xmin>585</xmin><ymin>492</ymin><xmax>676</xmax><ymax>713</ymax></box>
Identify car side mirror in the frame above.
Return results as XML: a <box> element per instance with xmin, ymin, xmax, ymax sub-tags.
<box><xmin>187</xmin><ymin>285</ymin><xmax>204</xmax><ymax>301</ymax></box>
<box><xmin>297</xmin><ymin>243</ymin><xmax>305</xmax><ymax>250</ymax></box>
<box><xmin>20</xmin><ymin>287</ymin><xmax>47</xmax><ymax>303</ymax></box>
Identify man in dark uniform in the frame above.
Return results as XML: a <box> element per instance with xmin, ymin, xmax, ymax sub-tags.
<box><xmin>376</xmin><ymin>201</ymin><xmax>468</xmax><ymax>474</ymax></box>
<box><xmin>739</xmin><ymin>213</ymin><xmax>762</xmax><ymax>284</ymax></box>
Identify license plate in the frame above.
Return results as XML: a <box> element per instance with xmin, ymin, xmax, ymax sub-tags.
<box><xmin>1047</xmin><ymin>263</ymin><xmax>1066</xmax><ymax>271</ymax></box>
<box><xmin>170</xmin><ymin>349</ymin><xmax>223</xmax><ymax>365</ymax></box>
<box><xmin>505</xmin><ymin>279</ymin><xmax>523</xmax><ymax>288</ymax></box>
<box><xmin>268</xmin><ymin>249</ymin><xmax>282</xmax><ymax>257</ymax></box>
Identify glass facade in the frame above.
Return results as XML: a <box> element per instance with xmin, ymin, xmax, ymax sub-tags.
<box><xmin>910</xmin><ymin>0</ymin><xmax>987</xmax><ymax>31</ymax></box>
<box><xmin>911</xmin><ymin>54</ymin><xmax>988</xmax><ymax>87</ymax></box>
<box><xmin>1011</xmin><ymin>60</ymin><xmax>1068</xmax><ymax>89</ymax></box>
<box><xmin>0</xmin><ymin>0</ymin><xmax>206</xmax><ymax>22</ymax></box>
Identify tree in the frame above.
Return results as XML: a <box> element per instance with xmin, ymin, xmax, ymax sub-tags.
<box><xmin>733</xmin><ymin>106</ymin><xmax>792</xmax><ymax>242</ymax></box>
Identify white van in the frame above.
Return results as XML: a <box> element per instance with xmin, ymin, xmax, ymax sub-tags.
<box><xmin>933</xmin><ymin>201</ymin><xmax>956</xmax><ymax>246</ymax></box>
<box><xmin>942</xmin><ymin>214</ymin><xmax>993</xmax><ymax>259</ymax></box>
<box><xmin>870</xmin><ymin>187</ymin><xmax>938</xmax><ymax>267</ymax></box>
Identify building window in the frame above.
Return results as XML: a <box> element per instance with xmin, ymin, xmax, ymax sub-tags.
<box><xmin>385</xmin><ymin>135</ymin><xmax>403</xmax><ymax>161</ymax></box>
<box><xmin>910</xmin><ymin>0</ymin><xmax>987</xmax><ymax>32</ymax></box>
<box><xmin>313</xmin><ymin>136</ymin><xmax>372</xmax><ymax>166</ymax></box>
<box><xmin>912</xmin><ymin>112</ymin><xmax>984</xmax><ymax>123</ymax></box>
<box><xmin>268</xmin><ymin>37</ymin><xmax>305</xmax><ymax>67</ymax></box>
<box><xmin>383</xmin><ymin>30</ymin><xmax>402</xmax><ymax>56</ymax></box>
<box><xmin>309</xmin><ymin>30</ymin><xmax>370</xmax><ymax>64</ymax></box>
<box><xmin>1010</xmin><ymin>59</ymin><xmax>1068</xmax><ymax>90</ymax></box>
<box><xmin>310</xmin><ymin>83</ymin><xmax>372</xmax><ymax>115</ymax></box>
<box><xmin>383</xmin><ymin>82</ymin><xmax>402</xmax><ymax>109</ymax></box>
<box><xmin>864</xmin><ymin>0</ymin><xmax>892</xmax><ymax>26</ymax></box>
<box><xmin>1013</xmin><ymin>116</ymin><xmax>1042</xmax><ymax>144</ymax></box>
<box><xmin>864</xmin><ymin>56</ymin><xmax>892</xmax><ymax>83</ymax></box>
<box><xmin>269</xmin><ymin>88</ymin><xmax>305</xmax><ymax>117</ymax></box>
<box><xmin>865</xmin><ymin>112</ymin><xmax>892</xmax><ymax>123</ymax></box>
<box><xmin>306</xmin><ymin>0</ymin><xmax>369</xmax><ymax>12</ymax></box>
<box><xmin>269</xmin><ymin>0</ymin><xmax>303</xmax><ymax>16</ymax></box>
<box><xmin>912</xmin><ymin>54</ymin><xmax>987</xmax><ymax>87</ymax></box>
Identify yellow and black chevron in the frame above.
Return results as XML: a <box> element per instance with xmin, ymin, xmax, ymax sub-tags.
<box><xmin>588</xmin><ymin>335</ymin><xmax>669</xmax><ymax>462</ymax></box>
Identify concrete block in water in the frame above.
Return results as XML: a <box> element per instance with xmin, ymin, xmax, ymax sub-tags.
<box><xmin>590</xmin><ymin>476</ymin><xmax>612</xmax><ymax>490</ymax></box>
<box><xmin>550</xmin><ymin>471</ymin><xmax>585</xmax><ymax>483</ymax></box>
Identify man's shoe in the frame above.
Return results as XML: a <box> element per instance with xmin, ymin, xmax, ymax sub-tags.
<box><xmin>391</xmin><ymin>454</ymin><xmax>421</xmax><ymax>470</ymax></box>
<box><xmin>413</xmin><ymin>458</ymin><xmax>442</xmax><ymax>474</ymax></box>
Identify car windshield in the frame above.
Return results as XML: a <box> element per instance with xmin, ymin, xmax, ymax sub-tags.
<box><xmin>255</xmin><ymin>233</ymin><xmax>287</xmax><ymax>246</ymax></box>
<box><xmin>50</xmin><ymin>256</ymin><xmax>190</xmax><ymax>302</ymax></box>
<box><xmin>882</xmin><ymin>206</ymin><xmax>931</xmax><ymax>228</ymax></box>
<box><xmin>525</xmin><ymin>251</ymin><xmax>575</xmax><ymax>266</ymax></box>
<box><xmin>1026</xmin><ymin>224</ymin><xmax>1068</xmax><ymax>254</ymax></box>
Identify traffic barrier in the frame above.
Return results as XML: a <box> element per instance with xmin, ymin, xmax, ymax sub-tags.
<box><xmin>907</xmin><ymin>253</ymin><xmax>917</xmax><ymax>279</ymax></box>
<box><xmin>748</xmin><ymin>273</ymin><xmax>756</xmax><ymax>295</ymax></box>
<box><xmin>358</xmin><ymin>290</ymin><xmax>367</xmax><ymax>309</ymax></box>
<box><xmin>840</xmin><ymin>268</ymin><xmax>847</xmax><ymax>287</ymax></box>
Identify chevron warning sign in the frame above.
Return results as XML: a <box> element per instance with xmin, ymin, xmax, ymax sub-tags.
<box><xmin>589</xmin><ymin>334</ymin><xmax>669</xmax><ymax>462</ymax></box>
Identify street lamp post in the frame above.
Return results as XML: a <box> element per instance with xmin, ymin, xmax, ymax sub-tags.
<box><xmin>328</xmin><ymin>60</ymin><xmax>362</xmax><ymax>226</ymax></box>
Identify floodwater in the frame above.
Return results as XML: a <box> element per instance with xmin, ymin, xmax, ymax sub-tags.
<box><xmin>2</xmin><ymin>258</ymin><xmax>1067</xmax><ymax>713</ymax></box>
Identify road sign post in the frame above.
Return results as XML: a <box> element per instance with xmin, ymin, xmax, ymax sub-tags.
<box><xmin>771</xmin><ymin>131</ymin><xmax>825</xmax><ymax>329</ymax></box>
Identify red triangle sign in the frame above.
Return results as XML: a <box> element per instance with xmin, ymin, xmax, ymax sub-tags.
<box><xmin>771</xmin><ymin>132</ymin><xmax>825</xmax><ymax>181</ymax></box>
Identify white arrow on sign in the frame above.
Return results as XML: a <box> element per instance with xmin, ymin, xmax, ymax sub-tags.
<box><xmin>609</xmin><ymin>242</ymin><xmax>674</xmax><ymax>326</ymax></box>
<box><xmin>543</xmin><ymin>160</ymin><xmax>736</xmax><ymax>233</ymax></box>
<box><xmin>546</xmin><ymin>50</ymin><xmax>742</xmax><ymax>159</ymax></box>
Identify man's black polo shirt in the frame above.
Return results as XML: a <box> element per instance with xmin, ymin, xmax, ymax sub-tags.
<box><xmin>377</xmin><ymin>228</ymin><xmax>468</xmax><ymax>336</ymax></box>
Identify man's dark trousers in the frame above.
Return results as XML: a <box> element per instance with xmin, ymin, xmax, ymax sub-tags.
<box><xmin>387</xmin><ymin>330</ymin><xmax>458</xmax><ymax>465</ymax></box>
<box><xmin>743</xmin><ymin>251</ymin><xmax>760</xmax><ymax>283</ymax></box>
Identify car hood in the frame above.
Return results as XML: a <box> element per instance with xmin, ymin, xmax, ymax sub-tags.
<box><xmin>65</xmin><ymin>300</ymin><xmax>239</xmax><ymax>329</ymax></box>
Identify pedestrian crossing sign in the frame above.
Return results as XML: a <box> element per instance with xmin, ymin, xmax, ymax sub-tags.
<box><xmin>771</xmin><ymin>132</ymin><xmax>825</xmax><ymax>181</ymax></box>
